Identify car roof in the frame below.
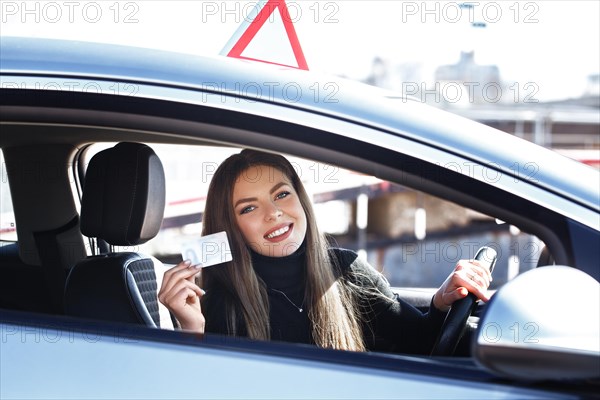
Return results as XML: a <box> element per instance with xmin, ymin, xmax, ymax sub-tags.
<box><xmin>1</xmin><ymin>36</ymin><xmax>598</xmax><ymax>214</ymax></box>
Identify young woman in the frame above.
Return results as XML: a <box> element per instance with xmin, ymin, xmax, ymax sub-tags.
<box><xmin>158</xmin><ymin>149</ymin><xmax>491</xmax><ymax>353</ymax></box>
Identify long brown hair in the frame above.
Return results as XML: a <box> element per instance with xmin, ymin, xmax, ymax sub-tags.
<box><xmin>200</xmin><ymin>149</ymin><xmax>365</xmax><ymax>351</ymax></box>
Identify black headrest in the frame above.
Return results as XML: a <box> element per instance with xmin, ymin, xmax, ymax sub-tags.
<box><xmin>80</xmin><ymin>142</ymin><xmax>165</xmax><ymax>246</ymax></box>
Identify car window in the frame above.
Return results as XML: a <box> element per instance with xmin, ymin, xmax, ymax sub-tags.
<box><xmin>80</xmin><ymin>143</ymin><xmax>541</xmax><ymax>291</ymax></box>
<box><xmin>0</xmin><ymin>149</ymin><xmax>17</xmax><ymax>242</ymax></box>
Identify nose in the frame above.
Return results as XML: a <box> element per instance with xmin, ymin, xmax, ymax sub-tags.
<box><xmin>265</xmin><ymin>202</ymin><xmax>282</xmax><ymax>221</ymax></box>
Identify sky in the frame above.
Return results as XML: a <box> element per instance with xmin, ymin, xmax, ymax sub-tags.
<box><xmin>1</xmin><ymin>0</ymin><xmax>599</xmax><ymax>101</ymax></box>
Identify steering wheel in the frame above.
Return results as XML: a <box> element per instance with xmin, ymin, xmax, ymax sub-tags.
<box><xmin>430</xmin><ymin>247</ymin><xmax>497</xmax><ymax>356</ymax></box>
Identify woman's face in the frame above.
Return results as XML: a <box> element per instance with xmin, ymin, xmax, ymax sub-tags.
<box><xmin>232</xmin><ymin>165</ymin><xmax>307</xmax><ymax>257</ymax></box>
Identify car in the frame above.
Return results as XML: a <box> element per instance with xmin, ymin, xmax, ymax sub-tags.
<box><xmin>1</xmin><ymin>36</ymin><xmax>599</xmax><ymax>399</ymax></box>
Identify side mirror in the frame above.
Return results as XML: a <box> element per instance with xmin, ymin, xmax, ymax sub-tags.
<box><xmin>473</xmin><ymin>266</ymin><xmax>599</xmax><ymax>381</ymax></box>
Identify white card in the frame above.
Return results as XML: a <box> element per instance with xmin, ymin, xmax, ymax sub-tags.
<box><xmin>180</xmin><ymin>231</ymin><xmax>232</xmax><ymax>268</ymax></box>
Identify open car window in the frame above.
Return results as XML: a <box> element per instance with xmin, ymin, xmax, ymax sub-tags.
<box><xmin>81</xmin><ymin>143</ymin><xmax>544</xmax><ymax>292</ymax></box>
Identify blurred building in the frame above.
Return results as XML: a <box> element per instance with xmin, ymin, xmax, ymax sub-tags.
<box><xmin>435</xmin><ymin>50</ymin><xmax>502</xmax><ymax>105</ymax></box>
<box><xmin>364</xmin><ymin>54</ymin><xmax>600</xmax><ymax>153</ymax></box>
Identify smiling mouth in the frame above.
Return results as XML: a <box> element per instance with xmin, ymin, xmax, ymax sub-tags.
<box><xmin>265</xmin><ymin>224</ymin><xmax>292</xmax><ymax>239</ymax></box>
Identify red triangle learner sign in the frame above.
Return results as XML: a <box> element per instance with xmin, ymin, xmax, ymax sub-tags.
<box><xmin>220</xmin><ymin>0</ymin><xmax>309</xmax><ymax>70</ymax></box>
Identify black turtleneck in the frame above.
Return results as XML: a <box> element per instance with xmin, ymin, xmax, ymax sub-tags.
<box><xmin>251</xmin><ymin>244</ymin><xmax>312</xmax><ymax>344</ymax></box>
<box><xmin>203</xmin><ymin>246</ymin><xmax>447</xmax><ymax>354</ymax></box>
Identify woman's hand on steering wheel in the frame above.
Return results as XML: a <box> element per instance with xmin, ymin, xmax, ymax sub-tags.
<box><xmin>433</xmin><ymin>259</ymin><xmax>493</xmax><ymax>312</ymax></box>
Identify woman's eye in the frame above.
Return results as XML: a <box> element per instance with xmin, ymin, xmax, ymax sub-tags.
<box><xmin>275</xmin><ymin>191</ymin><xmax>290</xmax><ymax>200</ymax></box>
<box><xmin>240</xmin><ymin>206</ymin><xmax>255</xmax><ymax>215</ymax></box>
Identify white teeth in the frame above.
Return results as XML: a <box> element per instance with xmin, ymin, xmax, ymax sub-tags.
<box><xmin>266</xmin><ymin>225</ymin><xmax>290</xmax><ymax>239</ymax></box>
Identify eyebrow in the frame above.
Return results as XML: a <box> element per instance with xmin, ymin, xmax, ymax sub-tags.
<box><xmin>233</xmin><ymin>181</ymin><xmax>289</xmax><ymax>208</ymax></box>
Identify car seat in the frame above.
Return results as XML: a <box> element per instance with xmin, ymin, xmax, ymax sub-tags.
<box><xmin>64</xmin><ymin>142</ymin><xmax>173</xmax><ymax>329</ymax></box>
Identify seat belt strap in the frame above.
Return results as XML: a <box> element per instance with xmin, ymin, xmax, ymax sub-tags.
<box><xmin>33</xmin><ymin>215</ymin><xmax>80</xmax><ymax>314</ymax></box>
